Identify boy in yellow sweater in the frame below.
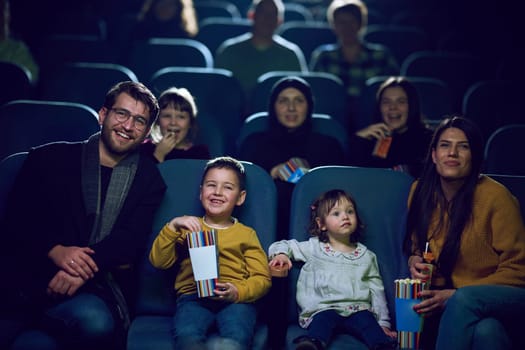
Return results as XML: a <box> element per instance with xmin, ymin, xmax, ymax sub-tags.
<box><xmin>149</xmin><ymin>156</ymin><xmax>271</xmax><ymax>350</ymax></box>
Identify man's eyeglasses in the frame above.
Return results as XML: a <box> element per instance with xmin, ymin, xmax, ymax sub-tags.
<box><xmin>109</xmin><ymin>108</ymin><xmax>149</xmax><ymax>131</ymax></box>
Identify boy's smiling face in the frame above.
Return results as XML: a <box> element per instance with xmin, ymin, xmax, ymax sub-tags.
<box><xmin>200</xmin><ymin>168</ymin><xmax>246</xmax><ymax>224</ymax></box>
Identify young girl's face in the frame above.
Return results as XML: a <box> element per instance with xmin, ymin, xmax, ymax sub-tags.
<box><xmin>318</xmin><ymin>198</ymin><xmax>358</xmax><ymax>238</ymax></box>
<box><xmin>158</xmin><ymin>105</ymin><xmax>192</xmax><ymax>148</ymax></box>
<box><xmin>200</xmin><ymin>168</ymin><xmax>246</xmax><ymax>221</ymax></box>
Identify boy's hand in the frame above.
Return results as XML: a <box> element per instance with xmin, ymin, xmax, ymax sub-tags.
<box><xmin>169</xmin><ymin>215</ymin><xmax>201</xmax><ymax>232</ymax></box>
<box><xmin>268</xmin><ymin>253</ymin><xmax>292</xmax><ymax>270</ymax></box>
<box><xmin>214</xmin><ymin>282</ymin><xmax>238</xmax><ymax>302</ymax></box>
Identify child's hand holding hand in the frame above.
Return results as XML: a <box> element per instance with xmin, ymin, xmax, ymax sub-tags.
<box><xmin>168</xmin><ymin>215</ymin><xmax>201</xmax><ymax>233</ymax></box>
<box><xmin>269</xmin><ymin>253</ymin><xmax>292</xmax><ymax>270</ymax></box>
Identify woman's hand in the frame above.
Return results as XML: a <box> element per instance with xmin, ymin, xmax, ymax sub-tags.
<box><xmin>270</xmin><ymin>163</ymin><xmax>286</xmax><ymax>180</ymax></box>
<box><xmin>408</xmin><ymin>255</ymin><xmax>431</xmax><ymax>280</ymax></box>
<box><xmin>414</xmin><ymin>289</ymin><xmax>456</xmax><ymax>315</ymax></box>
<box><xmin>356</xmin><ymin>123</ymin><xmax>390</xmax><ymax>141</ymax></box>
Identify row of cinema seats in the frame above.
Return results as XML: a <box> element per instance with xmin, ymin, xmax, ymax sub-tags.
<box><xmin>2</xmin><ymin>53</ymin><xmax>519</xmax><ymax>139</ymax></box>
<box><xmin>1</xmin><ymin>156</ymin><xmax>524</xmax><ymax>349</ymax></box>
<box><xmin>26</xmin><ymin>32</ymin><xmax>491</xmax><ymax>109</ymax></box>
<box><xmin>1</xmin><ymin>95</ymin><xmax>523</xmax><ymax>176</ymax></box>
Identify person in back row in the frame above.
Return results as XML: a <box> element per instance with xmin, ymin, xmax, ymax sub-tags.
<box><xmin>310</xmin><ymin>0</ymin><xmax>399</xmax><ymax>131</ymax></box>
<box><xmin>132</xmin><ymin>0</ymin><xmax>199</xmax><ymax>41</ymax></box>
<box><xmin>347</xmin><ymin>76</ymin><xmax>433</xmax><ymax>178</ymax></box>
<box><xmin>0</xmin><ymin>0</ymin><xmax>39</xmax><ymax>83</ymax></box>
<box><xmin>238</xmin><ymin>76</ymin><xmax>345</xmax><ymax>238</ymax></box>
<box><xmin>140</xmin><ymin>86</ymin><xmax>210</xmax><ymax>162</ymax></box>
<box><xmin>0</xmin><ymin>81</ymin><xmax>167</xmax><ymax>350</ymax></box>
<box><xmin>215</xmin><ymin>0</ymin><xmax>307</xmax><ymax>106</ymax></box>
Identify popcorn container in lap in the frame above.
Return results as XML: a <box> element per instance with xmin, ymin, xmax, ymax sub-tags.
<box><xmin>395</xmin><ymin>278</ymin><xmax>429</xmax><ymax>349</ymax></box>
<box><xmin>187</xmin><ymin>229</ymin><xmax>219</xmax><ymax>297</ymax></box>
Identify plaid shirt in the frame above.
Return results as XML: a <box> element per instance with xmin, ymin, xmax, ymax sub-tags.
<box><xmin>311</xmin><ymin>42</ymin><xmax>399</xmax><ymax>98</ymax></box>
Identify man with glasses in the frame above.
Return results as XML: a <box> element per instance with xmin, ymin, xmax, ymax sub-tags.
<box><xmin>0</xmin><ymin>81</ymin><xmax>167</xmax><ymax>350</ymax></box>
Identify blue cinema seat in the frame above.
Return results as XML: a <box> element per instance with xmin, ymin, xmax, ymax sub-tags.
<box><xmin>0</xmin><ymin>100</ymin><xmax>100</xmax><ymax>161</ymax></box>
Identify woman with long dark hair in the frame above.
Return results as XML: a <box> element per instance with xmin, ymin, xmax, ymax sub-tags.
<box><xmin>347</xmin><ymin>76</ymin><xmax>433</xmax><ymax>178</ymax></box>
<box><xmin>405</xmin><ymin>116</ymin><xmax>525</xmax><ymax>349</ymax></box>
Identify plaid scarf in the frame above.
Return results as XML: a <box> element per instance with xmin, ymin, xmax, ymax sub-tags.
<box><xmin>81</xmin><ymin>132</ymin><xmax>139</xmax><ymax>329</ymax></box>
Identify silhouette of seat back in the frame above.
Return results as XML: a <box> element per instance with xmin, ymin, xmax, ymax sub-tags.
<box><xmin>484</xmin><ymin>124</ymin><xmax>525</xmax><ymax>176</ymax></box>
<box><xmin>196</xmin><ymin>17</ymin><xmax>252</xmax><ymax>55</ymax></box>
<box><xmin>277</xmin><ymin>21</ymin><xmax>337</xmax><ymax>64</ymax></box>
<box><xmin>401</xmin><ymin>51</ymin><xmax>487</xmax><ymax>112</ymax></box>
<box><xmin>195</xmin><ymin>1</ymin><xmax>241</xmax><ymax>22</ymax></box>
<box><xmin>237</xmin><ymin>112</ymin><xmax>349</xmax><ymax>159</ymax></box>
<box><xmin>0</xmin><ymin>152</ymin><xmax>27</xmax><ymax>220</ymax></box>
<box><xmin>284</xmin><ymin>3</ymin><xmax>314</xmax><ymax>22</ymax></box>
<box><xmin>496</xmin><ymin>51</ymin><xmax>525</xmax><ymax>81</ymax></box>
<box><xmin>366</xmin><ymin>8</ymin><xmax>388</xmax><ymax>25</ymax></box>
<box><xmin>0</xmin><ymin>100</ymin><xmax>100</xmax><ymax>160</ymax></box>
<box><xmin>150</xmin><ymin>67</ymin><xmax>245</xmax><ymax>155</ymax></box>
<box><xmin>0</xmin><ymin>61</ymin><xmax>34</xmax><ymax>106</ymax></box>
<box><xmin>35</xmin><ymin>35</ymin><xmax>118</xmax><ymax>77</ymax></box>
<box><xmin>250</xmin><ymin>71</ymin><xmax>348</xmax><ymax>129</ymax></box>
<box><xmin>462</xmin><ymin>80</ymin><xmax>521</xmax><ymax>140</ymax></box>
<box><xmin>39</xmin><ymin>62</ymin><xmax>138</xmax><ymax>111</ymax></box>
<box><xmin>127</xmin><ymin>158</ymin><xmax>276</xmax><ymax>350</ymax></box>
<box><xmin>285</xmin><ymin>166</ymin><xmax>412</xmax><ymax>347</ymax></box>
<box><xmin>193</xmin><ymin>113</ymin><xmax>227</xmax><ymax>158</ymax></box>
<box><xmin>127</xmin><ymin>38</ymin><xmax>213</xmax><ymax>82</ymax></box>
<box><xmin>362</xmin><ymin>25</ymin><xmax>432</xmax><ymax>66</ymax></box>
<box><xmin>485</xmin><ymin>174</ymin><xmax>525</xmax><ymax>221</ymax></box>
<box><xmin>360</xmin><ymin>76</ymin><xmax>453</xmax><ymax>129</ymax></box>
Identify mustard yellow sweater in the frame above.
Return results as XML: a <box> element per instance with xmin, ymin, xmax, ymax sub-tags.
<box><xmin>149</xmin><ymin>217</ymin><xmax>271</xmax><ymax>303</ymax></box>
<box><xmin>410</xmin><ymin>175</ymin><xmax>525</xmax><ymax>288</ymax></box>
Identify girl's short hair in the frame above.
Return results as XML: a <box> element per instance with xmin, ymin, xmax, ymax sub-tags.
<box><xmin>308</xmin><ymin>189</ymin><xmax>364</xmax><ymax>243</ymax></box>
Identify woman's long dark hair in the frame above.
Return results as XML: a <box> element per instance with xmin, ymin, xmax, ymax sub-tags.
<box><xmin>404</xmin><ymin>116</ymin><xmax>484</xmax><ymax>286</ymax></box>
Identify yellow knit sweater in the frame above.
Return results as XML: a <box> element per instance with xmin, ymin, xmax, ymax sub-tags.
<box><xmin>410</xmin><ymin>175</ymin><xmax>525</xmax><ymax>288</ymax></box>
<box><xmin>149</xmin><ymin>217</ymin><xmax>271</xmax><ymax>303</ymax></box>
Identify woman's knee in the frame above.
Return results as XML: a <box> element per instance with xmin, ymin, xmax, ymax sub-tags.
<box><xmin>472</xmin><ymin>318</ymin><xmax>512</xmax><ymax>350</ymax></box>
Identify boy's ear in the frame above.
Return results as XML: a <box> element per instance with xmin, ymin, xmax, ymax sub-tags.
<box><xmin>236</xmin><ymin>190</ymin><xmax>247</xmax><ymax>206</ymax></box>
<box><xmin>247</xmin><ymin>9</ymin><xmax>255</xmax><ymax>19</ymax></box>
